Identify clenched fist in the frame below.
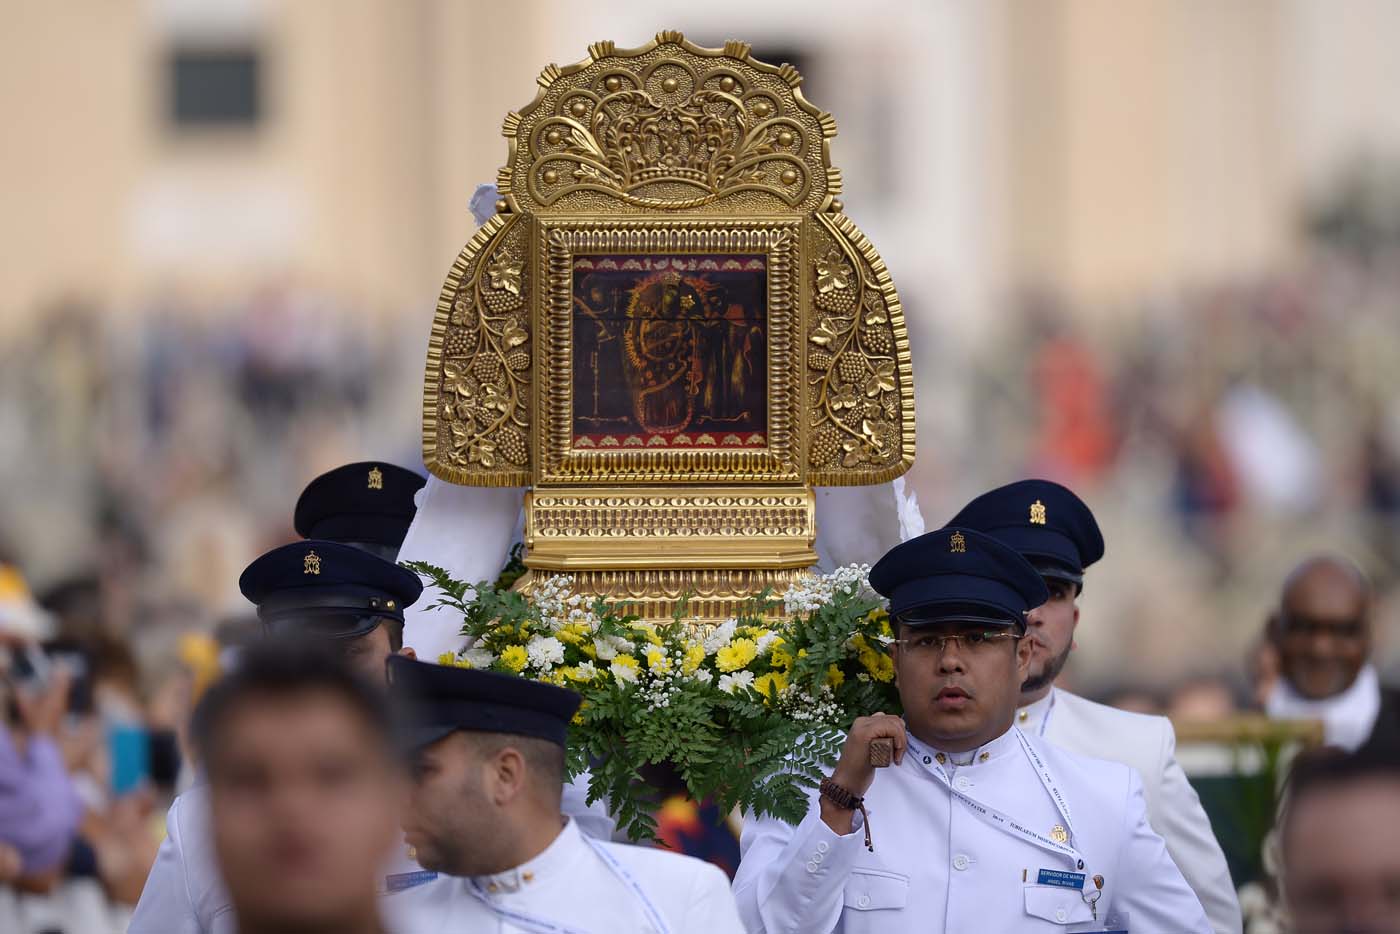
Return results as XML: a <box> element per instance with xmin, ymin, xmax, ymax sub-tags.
<box><xmin>820</xmin><ymin>713</ymin><xmax>907</xmax><ymax>836</ymax></box>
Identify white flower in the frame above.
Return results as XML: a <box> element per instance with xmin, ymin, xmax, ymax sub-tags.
<box><xmin>526</xmin><ymin>635</ymin><xmax>565</xmax><ymax>670</ymax></box>
<box><xmin>574</xmin><ymin>660</ymin><xmax>599</xmax><ymax>681</ymax></box>
<box><xmin>781</xmin><ymin>564</ymin><xmax>878</xmax><ymax>614</ymax></box>
<box><xmin>461</xmin><ymin>646</ymin><xmax>497</xmax><ymax>668</ymax></box>
<box><xmin>755</xmin><ymin>630</ymin><xmax>782</xmax><ymax>655</ymax></box>
<box><xmin>703</xmin><ymin>618</ymin><xmax>737</xmax><ymax>654</ymax></box>
<box><xmin>718</xmin><ymin>670</ymin><xmax>755</xmax><ymax>694</ymax></box>
<box><xmin>591</xmin><ymin>634</ymin><xmax>629</xmax><ymax>661</ymax></box>
<box><xmin>688</xmin><ymin>668</ymin><xmax>715</xmax><ymax>686</ymax></box>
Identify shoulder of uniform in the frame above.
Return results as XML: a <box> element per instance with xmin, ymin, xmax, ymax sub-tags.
<box><xmin>1056</xmin><ymin>689</ymin><xmax>1172</xmax><ymax>733</ymax></box>
<box><xmin>601</xmin><ymin>840</ymin><xmax>725</xmax><ymax>880</ymax></box>
<box><xmin>1027</xmin><ymin>730</ymin><xmax>1136</xmax><ymax>787</ymax></box>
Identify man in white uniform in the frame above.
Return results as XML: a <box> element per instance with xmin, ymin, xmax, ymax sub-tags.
<box><xmin>732</xmin><ymin>525</ymin><xmax>1209</xmax><ymax>933</ymax></box>
<box><xmin>131</xmin><ymin>529</ymin><xmax>613</xmax><ymax>933</ymax></box>
<box><xmin>948</xmin><ymin>479</ymin><xmax>1242</xmax><ymax>933</ymax></box>
<box><xmin>385</xmin><ymin>656</ymin><xmax>744</xmax><ymax>933</ymax></box>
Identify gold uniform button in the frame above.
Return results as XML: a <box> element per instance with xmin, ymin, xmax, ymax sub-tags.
<box><xmin>523</xmin><ymin>871</ymin><xmax>535</xmax><ymax>883</ymax></box>
<box><xmin>487</xmin><ymin>883</ymin><xmax>500</xmax><ymax>893</ymax></box>
<box><xmin>1018</xmin><ymin>710</ymin><xmax>1029</xmax><ymax>723</ymax></box>
<box><xmin>935</xmin><ymin>753</ymin><xmax>946</xmax><ymax>764</ymax></box>
<box><xmin>1050</xmin><ymin>825</ymin><xmax>1069</xmax><ymax>844</ymax></box>
<box><xmin>978</xmin><ymin>752</ymin><xmax>990</xmax><ymax>763</ymax></box>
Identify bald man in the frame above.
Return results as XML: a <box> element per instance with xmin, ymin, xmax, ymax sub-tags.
<box><xmin>1265</xmin><ymin>555</ymin><xmax>1400</xmax><ymax>751</ymax></box>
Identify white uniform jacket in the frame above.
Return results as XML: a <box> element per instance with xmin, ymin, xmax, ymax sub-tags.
<box><xmin>128</xmin><ymin>775</ymin><xmax>617</xmax><ymax>934</ymax></box>
<box><xmin>385</xmin><ymin>818</ymin><xmax>744</xmax><ymax>934</ymax></box>
<box><xmin>732</xmin><ymin>726</ymin><xmax>1209</xmax><ymax>934</ymax></box>
<box><xmin>1021</xmin><ymin>688</ymin><xmax>1242</xmax><ymax>934</ymax></box>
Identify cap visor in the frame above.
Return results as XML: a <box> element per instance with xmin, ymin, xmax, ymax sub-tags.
<box><xmin>398</xmin><ymin>724</ymin><xmax>459</xmax><ymax>756</ymax></box>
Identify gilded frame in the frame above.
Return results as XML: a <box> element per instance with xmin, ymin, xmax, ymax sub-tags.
<box><xmin>536</xmin><ymin>216</ymin><xmax>804</xmax><ymax>485</ymax></box>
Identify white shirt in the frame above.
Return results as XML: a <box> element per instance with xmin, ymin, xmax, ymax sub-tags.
<box><xmin>1265</xmin><ymin>664</ymin><xmax>1382</xmax><ymax>752</ymax></box>
<box><xmin>1017</xmin><ymin>687</ymin><xmax>1243</xmax><ymax>934</ymax></box>
<box><xmin>128</xmin><ymin>773</ymin><xmax>617</xmax><ymax>934</ymax></box>
<box><xmin>732</xmin><ymin>725</ymin><xmax>1209</xmax><ymax>933</ymax></box>
<box><xmin>386</xmin><ymin>818</ymin><xmax>744</xmax><ymax>934</ymax></box>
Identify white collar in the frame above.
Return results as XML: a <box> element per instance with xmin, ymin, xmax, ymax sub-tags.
<box><xmin>910</xmin><ymin>723</ymin><xmax>1022</xmax><ymax>768</ymax></box>
<box><xmin>1016</xmin><ymin>687</ymin><xmax>1056</xmax><ymax>733</ymax></box>
<box><xmin>470</xmin><ymin>817</ymin><xmax>583</xmax><ymax>895</ymax></box>
<box><xmin>1266</xmin><ymin>665</ymin><xmax>1382</xmax><ymax>752</ymax></box>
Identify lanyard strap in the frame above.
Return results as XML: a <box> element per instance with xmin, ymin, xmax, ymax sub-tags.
<box><xmin>582</xmin><ymin>836</ymin><xmax>674</xmax><ymax>934</ymax></box>
<box><xmin>907</xmin><ymin>728</ymin><xmax>1086</xmax><ymax>871</ymax></box>
<box><xmin>1038</xmin><ymin>691</ymin><xmax>1056</xmax><ymax>738</ymax></box>
<box><xmin>463</xmin><ymin>834</ymin><xmax>673</xmax><ymax>934</ymax></box>
<box><xmin>466</xmin><ymin>879</ymin><xmax>592</xmax><ymax>934</ymax></box>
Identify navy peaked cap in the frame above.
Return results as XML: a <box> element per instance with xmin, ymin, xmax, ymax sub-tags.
<box><xmin>387</xmin><ymin>656</ymin><xmax>581</xmax><ymax>751</ymax></box>
<box><xmin>238</xmin><ymin>540</ymin><xmax>423</xmax><ymax>640</ymax></box>
<box><xmin>869</xmin><ymin>526</ymin><xmax>1049</xmax><ymax>631</ymax></box>
<box><xmin>294</xmin><ymin>462</ymin><xmax>425</xmax><ymax>560</ymax></box>
<box><xmin>946</xmin><ymin>479</ymin><xmax>1104</xmax><ymax>585</ymax></box>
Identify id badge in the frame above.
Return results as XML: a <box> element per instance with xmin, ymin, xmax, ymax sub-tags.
<box><xmin>1066</xmin><ymin>910</ymin><xmax>1129</xmax><ymax>933</ymax></box>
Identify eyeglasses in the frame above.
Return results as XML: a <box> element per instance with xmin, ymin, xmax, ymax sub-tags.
<box><xmin>1279</xmin><ymin>616</ymin><xmax>1366</xmax><ymax>641</ymax></box>
<box><xmin>894</xmin><ymin>631</ymin><xmax>1018</xmax><ymax>657</ymax></box>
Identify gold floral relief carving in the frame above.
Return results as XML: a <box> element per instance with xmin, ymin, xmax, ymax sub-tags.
<box><xmin>424</xmin><ymin>214</ymin><xmax>532</xmax><ymax>486</ymax></box>
<box><xmin>806</xmin><ymin>212</ymin><xmax>915</xmax><ymax>484</ymax></box>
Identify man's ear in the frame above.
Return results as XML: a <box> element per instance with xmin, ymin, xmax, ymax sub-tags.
<box><xmin>1015</xmin><ymin>632</ymin><xmax>1034</xmax><ymax>678</ymax></box>
<box><xmin>399</xmin><ymin>646</ymin><xmax>417</xmax><ymax>660</ymax></box>
<box><xmin>487</xmin><ymin>747</ymin><xmax>527</xmax><ymax>807</ymax></box>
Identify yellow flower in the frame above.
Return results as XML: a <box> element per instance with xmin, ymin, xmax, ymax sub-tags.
<box><xmin>579</xmin><ymin>642</ymin><xmax>598</xmax><ymax>659</ymax></box>
<box><xmin>825</xmin><ymin>664</ymin><xmax>846</xmax><ymax>688</ymax></box>
<box><xmin>644</xmin><ymin>646</ymin><xmax>672</xmax><ymax>674</ymax></box>
<box><xmin>500</xmin><ymin>645</ymin><xmax>528</xmax><ymax>672</ymax></box>
<box><xmin>629</xmin><ymin>622</ymin><xmax>663</xmax><ymax>646</ymax></box>
<box><xmin>437</xmin><ymin>652</ymin><xmax>458</xmax><ymax>666</ymax></box>
<box><xmin>611</xmin><ymin>654</ymin><xmax>640</xmax><ymax>683</ymax></box>
<box><xmin>572</xmin><ymin>699</ymin><xmax>589</xmax><ymax>726</ymax></box>
<box><xmin>770</xmin><ymin>647</ymin><xmax>794</xmax><ymax>671</ymax></box>
<box><xmin>716</xmin><ymin>638</ymin><xmax>758</xmax><ymax>672</ymax></box>
<box><xmin>564</xmin><ymin>664</ymin><xmax>597</xmax><ymax>683</ymax></box>
<box><xmin>858</xmin><ymin>645</ymin><xmax>894</xmax><ymax>682</ymax></box>
<box><xmin>682</xmin><ymin>643</ymin><xmax>706</xmax><ymax>674</ymax></box>
<box><xmin>753</xmin><ymin>671</ymin><xmax>789</xmax><ymax>703</ymax></box>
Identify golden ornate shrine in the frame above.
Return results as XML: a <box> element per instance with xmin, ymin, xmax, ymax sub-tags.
<box><xmin>423</xmin><ymin>32</ymin><xmax>914</xmax><ymax>619</ymax></box>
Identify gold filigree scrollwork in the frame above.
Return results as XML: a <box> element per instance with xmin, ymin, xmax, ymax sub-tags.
<box><xmin>806</xmin><ymin>211</ymin><xmax>915</xmax><ymax>484</ymax></box>
<box><xmin>424</xmin><ymin>214</ymin><xmax>533</xmax><ymax>485</ymax></box>
<box><xmin>499</xmin><ymin>32</ymin><xmax>838</xmax><ymax>216</ymax></box>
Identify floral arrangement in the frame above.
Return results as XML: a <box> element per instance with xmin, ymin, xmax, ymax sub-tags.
<box><xmin>407</xmin><ymin>562</ymin><xmax>902</xmax><ymax>841</ymax></box>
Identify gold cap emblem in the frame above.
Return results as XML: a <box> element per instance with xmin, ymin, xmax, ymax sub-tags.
<box><xmin>1029</xmin><ymin>500</ymin><xmax>1047</xmax><ymax>525</ymax></box>
<box><xmin>304</xmin><ymin>550</ymin><xmax>322</xmax><ymax>576</ymax></box>
<box><xmin>1049</xmin><ymin>824</ymin><xmax>1068</xmax><ymax>844</ymax></box>
<box><xmin>368</xmin><ymin>466</ymin><xmax>384</xmax><ymax>490</ymax></box>
<box><xmin>949</xmin><ymin>531</ymin><xmax>967</xmax><ymax>553</ymax></box>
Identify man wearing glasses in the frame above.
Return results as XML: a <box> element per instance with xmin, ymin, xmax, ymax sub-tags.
<box><xmin>732</xmin><ymin>526</ymin><xmax>1208</xmax><ymax>932</ymax></box>
<box><xmin>1265</xmin><ymin>554</ymin><xmax>1399</xmax><ymax>751</ymax></box>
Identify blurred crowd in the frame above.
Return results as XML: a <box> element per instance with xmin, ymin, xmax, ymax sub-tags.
<box><xmin>0</xmin><ymin>220</ymin><xmax>1399</xmax><ymax>929</ymax></box>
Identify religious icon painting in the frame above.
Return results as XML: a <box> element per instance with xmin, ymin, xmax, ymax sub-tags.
<box><xmin>570</xmin><ymin>254</ymin><xmax>768</xmax><ymax>450</ymax></box>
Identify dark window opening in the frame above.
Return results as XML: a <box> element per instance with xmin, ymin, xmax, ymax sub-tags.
<box><xmin>169</xmin><ymin>47</ymin><xmax>261</xmax><ymax>127</ymax></box>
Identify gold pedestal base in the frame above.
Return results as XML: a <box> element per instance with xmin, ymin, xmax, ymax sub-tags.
<box><xmin>522</xmin><ymin>485</ymin><xmax>817</xmax><ymax>621</ymax></box>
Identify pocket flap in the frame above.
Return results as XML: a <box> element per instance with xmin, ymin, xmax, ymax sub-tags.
<box><xmin>1023</xmin><ymin>884</ymin><xmax>1095</xmax><ymax>925</ymax></box>
<box><xmin>843</xmin><ymin>868</ymin><xmax>910</xmax><ymax>911</ymax></box>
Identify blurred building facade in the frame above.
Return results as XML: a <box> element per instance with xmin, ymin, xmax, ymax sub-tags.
<box><xmin>4</xmin><ymin>0</ymin><xmax>1400</xmax><ymax>690</ymax></box>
